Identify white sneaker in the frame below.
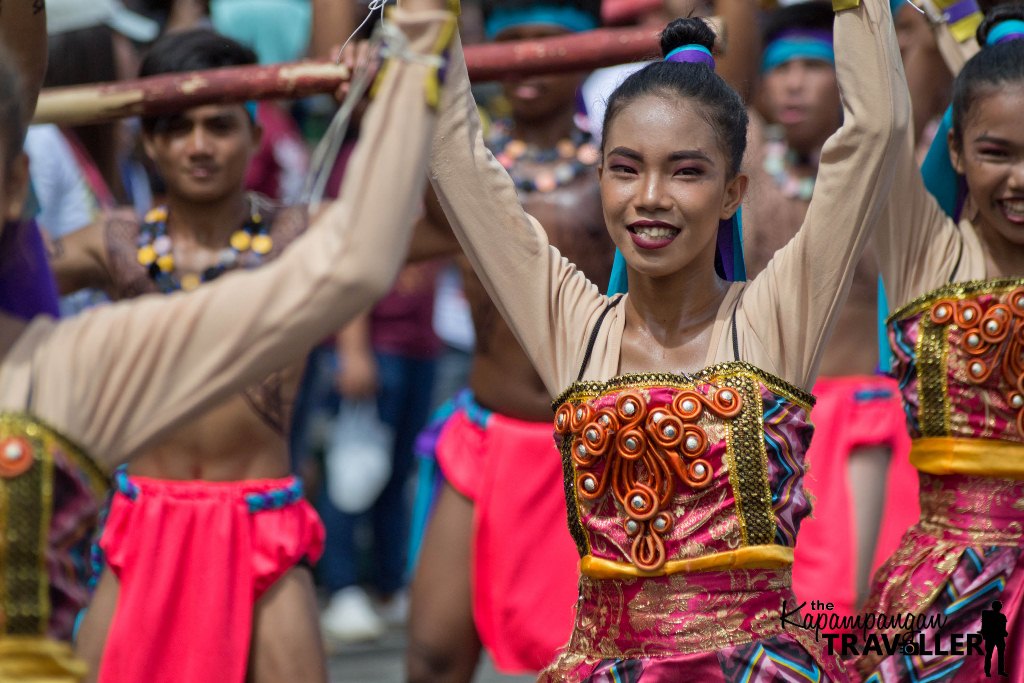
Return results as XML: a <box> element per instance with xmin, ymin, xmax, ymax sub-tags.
<box><xmin>376</xmin><ymin>588</ymin><xmax>410</xmax><ymax>627</ymax></box>
<box><xmin>321</xmin><ymin>586</ymin><xmax>386</xmax><ymax>643</ymax></box>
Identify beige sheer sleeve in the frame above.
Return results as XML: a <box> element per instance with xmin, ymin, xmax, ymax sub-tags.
<box><xmin>873</xmin><ymin>124</ymin><xmax>964</xmax><ymax>312</ymax></box>
<box><xmin>734</xmin><ymin>0</ymin><xmax>911</xmax><ymax>389</ymax></box>
<box><xmin>2</xmin><ymin>8</ymin><xmax>455</xmax><ymax>469</ymax></box>
<box><xmin>875</xmin><ymin>0</ymin><xmax>986</xmax><ymax>311</ymax></box>
<box><xmin>428</xmin><ymin>33</ymin><xmax>610</xmax><ymax>395</ymax></box>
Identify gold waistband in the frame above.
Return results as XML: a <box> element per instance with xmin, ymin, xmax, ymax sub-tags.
<box><xmin>0</xmin><ymin>636</ymin><xmax>87</xmax><ymax>682</ymax></box>
<box><xmin>910</xmin><ymin>437</ymin><xmax>1024</xmax><ymax>480</ymax></box>
<box><xmin>580</xmin><ymin>545</ymin><xmax>794</xmax><ymax>579</ymax></box>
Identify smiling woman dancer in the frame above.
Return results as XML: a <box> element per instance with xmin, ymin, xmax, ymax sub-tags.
<box><xmin>0</xmin><ymin>0</ymin><xmax>455</xmax><ymax>679</ymax></box>
<box><xmin>858</xmin><ymin>4</ymin><xmax>1024</xmax><ymax>681</ymax></box>
<box><xmin>424</xmin><ymin>0</ymin><xmax>908</xmax><ymax>676</ymax></box>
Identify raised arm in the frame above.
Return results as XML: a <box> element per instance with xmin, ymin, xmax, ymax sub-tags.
<box><xmin>871</xmin><ymin>0</ymin><xmax>981</xmax><ymax>310</ymax></box>
<box><xmin>873</xmin><ymin>109</ymin><xmax>962</xmax><ymax>311</ymax></box>
<box><xmin>428</xmin><ymin>31</ymin><xmax>608</xmax><ymax>394</ymax></box>
<box><xmin>739</xmin><ymin>0</ymin><xmax>911</xmax><ymax>389</ymax></box>
<box><xmin>16</xmin><ymin>5</ymin><xmax>456</xmax><ymax>468</ymax></box>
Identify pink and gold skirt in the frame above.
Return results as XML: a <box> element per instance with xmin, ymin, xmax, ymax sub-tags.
<box><xmin>856</xmin><ymin>472</ymin><xmax>1024</xmax><ymax>682</ymax></box>
<box><xmin>540</xmin><ymin>568</ymin><xmax>848</xmax><ymax>682</ymax></box>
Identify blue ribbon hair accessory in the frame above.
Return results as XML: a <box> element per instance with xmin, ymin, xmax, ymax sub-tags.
<box><xmin>664</xmin><ymin>44</ymin><xmax>716</xmax><ymax>69</ymax></box>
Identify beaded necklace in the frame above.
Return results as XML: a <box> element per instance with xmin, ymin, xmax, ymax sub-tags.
<box><xmin>135</xmin><ymin>197</ymin><xmax>272</xmax><ymax>293</ymax></box>
<box><xmin>762</xmin><ymin>126</ymin><xmax>818</xmax><ymax>202</ymax></box>
<box><xmin>487</xmin><ymin>120</ymin><xmax>600</xmax><ymax>193</ymax></box>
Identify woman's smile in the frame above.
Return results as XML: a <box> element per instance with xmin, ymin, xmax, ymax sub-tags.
<box><xmin>627</xmin><ymin>220</ymin><xmax>682</xmax><ymax>249</ymax></box>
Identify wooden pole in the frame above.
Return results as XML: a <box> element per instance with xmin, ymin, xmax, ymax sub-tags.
<box><xmin>33</xmin><ymin>25</ymin><xmax>664</xmax><ymax>126</ymax></box>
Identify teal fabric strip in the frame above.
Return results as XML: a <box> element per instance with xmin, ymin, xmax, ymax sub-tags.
<box><xmin>485</xmin><ymin>6</ymin><xmax>598</xmax><ymax>39</ymax></box>
<box><xmin>761</xmin><ymin>39</ymin><xmax>835</xmax><ymax>73</ymax></box>
<box><xmin>921</xmin><ymin>107</ymin><xmax>958</xmax><ymax>219</ymax></box>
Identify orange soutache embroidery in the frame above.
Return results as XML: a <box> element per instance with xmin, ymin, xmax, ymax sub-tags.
<box><xmin>931</xmin><ymin>287</ymin><xmax>1024</xmax><ymax>433</ymax></box>
<box><xmin>554</xmin><ymin>387</ymin><xmax>742</xmax><ymax>572</ymax></box>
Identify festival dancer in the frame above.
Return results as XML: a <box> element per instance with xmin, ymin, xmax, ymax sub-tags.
<box><xmin>0</xmin><ymin>0</ymin><xmax>456</xmax><ymax>679</ymax></box>
<box><xmin>406</xmin><ymin>2</ymin><xmax>615</xmax><ymax>679</ymax></box>
<box><xmin>741</xmin><ymin>1</ymin><xmax>919</xmax><ymax>626</ymax></box>
<box><xmin>858</xmin><ymin>4</ymin><xmax>1024</xmax><ymax>680</ymax></box>
<box><xmin>425</xmin><ymin>0</ymin><xmax>907</xmax><ymax>676</ymax></box>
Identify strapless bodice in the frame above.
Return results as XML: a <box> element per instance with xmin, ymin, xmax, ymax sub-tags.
<box><xmin>553</xmin><ymin>362</ymin><xmax>814</xmax><ymax>578</ymax></box>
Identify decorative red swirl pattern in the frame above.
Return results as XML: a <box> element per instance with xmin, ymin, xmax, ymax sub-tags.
<box><xmin>554</xmin><ymin>387</ymin><xmax>742</xmax><ymax>571</ymax></box>
<box><xmin>932</xmin><ymin>286</ymin><xmax>1024</xmax><ymax>434</ymax></box>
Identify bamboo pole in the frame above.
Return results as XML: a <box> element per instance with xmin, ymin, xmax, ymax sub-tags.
<box><xmin>33</xmin><ymin>25</ymin><xmax>665</xmax><ymax>125</ymax></box>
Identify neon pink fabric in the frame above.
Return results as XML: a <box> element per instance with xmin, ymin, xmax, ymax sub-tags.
<box><xmin>97</xmin><ymin>475</ymin><xmax>324</xmax><ymax>683</ymax></box>
<box><xmin>792</xmin><ymin>375</ymin><xmax>918</xmax><ymax>626</ymax></box>
<box><xmin>435</xmin><ymin>409</ymin><xmax>578</xmax><ymax>673</ymax></box>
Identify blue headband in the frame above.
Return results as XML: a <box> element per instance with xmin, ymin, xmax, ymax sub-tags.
<box><xmin>987</xmin><ymin>19</ymin><xmax>1024</xmax><ymax>45</ymax></box>
<box><xmin>665</xmin><ymin>44</ymin><xmax>716</xmax><ymax>68</ymax></box>
<box><xmin>761</xmin><ymin>37</ymin><xmax>835</xmax><ymax>73</ymax></box>
<box><xmin>485</xmin><ymin>6</ymin><xmax>598</xmax><ymax>40</ymax></box>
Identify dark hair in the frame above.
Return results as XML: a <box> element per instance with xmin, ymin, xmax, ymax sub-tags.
<box><xmin>139</xmin><ymin>29</ymin><xmax>257</xmax><ymax>133</ymax></box>
<box><xmin>601</xmin><ymin>18</ymin><xmax>748</xmax><ymax>176</ymax></box>
<box><xmin>951</xmin><ymin>3</ymin><xmax>1024</xmax><ymax>148</ymax></box>
<box><xmin>0</xmin><ymin>46</ymin><xmax>24</xmax><ymax>165</ymax></box>
<box><xmin>481</xmin><ymin>0</ymin><xmax>603</xmax><ymax>29</ymax></box>
<box><xmin>763</xmin><ymin>1</ymin><xmax>834</xmax><ymax>44</ymax></box>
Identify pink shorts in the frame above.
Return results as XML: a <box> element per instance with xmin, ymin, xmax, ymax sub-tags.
<box><xmin>792</xmin><ymin>375</ymin><xmax>918</xmax><ymax>625</ymax></box>
<box><xmin>436</xmin><ymin>407</ymin><xmax>579</xmax><ymax>674</ymax></box>
<box><xmin>96</xmin><ymin>473</ymin><xmax>324</xmax><ymax>683</ymax></box>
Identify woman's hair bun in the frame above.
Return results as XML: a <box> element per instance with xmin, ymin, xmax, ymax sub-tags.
<box><xmin>660</xmin><ymin>17</ymin><xmax>717</xmax><ymax>58</ymax></box>
<box><xmin>977</xmin><ymin>1</ymin><xmax>1024</xmax><ymax>45</ymax></box>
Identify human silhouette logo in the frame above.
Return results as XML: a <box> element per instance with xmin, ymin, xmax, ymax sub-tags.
<box><xmin>981</xmin><ymin>600</ymin><xmax>1009</xmax><ymax>677</ymax></box>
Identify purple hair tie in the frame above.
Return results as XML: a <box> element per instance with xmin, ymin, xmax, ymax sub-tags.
<box><xmin>664</xmin><ymin>44</ymin><xmax>715</xmax><ymax>69</ymax></box>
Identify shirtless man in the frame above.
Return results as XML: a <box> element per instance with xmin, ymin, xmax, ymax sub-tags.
<box><xmin>51</xmin><ymin>30</ymin><xmax>325</xmax><ymax>683</ymax></box>
<box><xmin>742</xmin><ymin>1</ymin><xmax>918</xmax><ymax>626</ymax></box>
<box><xmin>403</xmin><ymin>2</ymin><xmax>615</xmax><ymax>680</ymax></box>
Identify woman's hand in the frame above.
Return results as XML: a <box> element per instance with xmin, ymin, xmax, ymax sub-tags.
<box><xmin>332</xmin><ymin>39</ymin><xmax>379</xmax><ymax>101</ymax></box>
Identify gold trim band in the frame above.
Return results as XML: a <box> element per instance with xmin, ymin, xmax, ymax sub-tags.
<box><xmin>889</xmin><ymin>278</ymin><xmax>1024</xmax><ymax>323</ymax></box>
<box><xmin>554</xmin><ymin>361</ymin><xmax>815</xmax><ymax>413</ymax></box>
<box><xmin>911</xmin><ymin>437</ymin><xmax>1024</xmax><ymax>480</ymax></box>
<box><xmin>0</xmin><ymin>636</ymin><xmax>88</xmax><ymax>682</ymax></box>
<box><xmin>580</xmin><ymin>545</ymin><xmax>794</xmax><ymax>579</ymax></box>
